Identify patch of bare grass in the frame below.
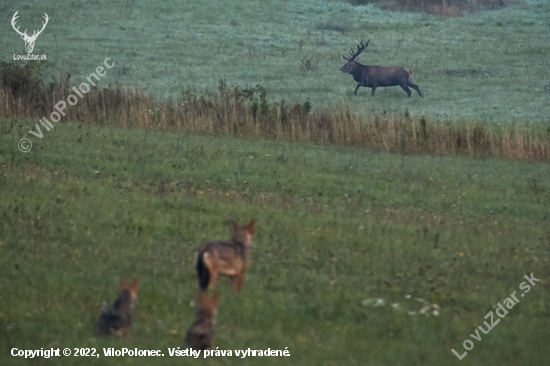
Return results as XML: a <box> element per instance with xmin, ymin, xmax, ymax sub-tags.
<box><xmin>346</xmin><ymin>0</ymin><xmax>522</xmax><ymax>16</ymax></box>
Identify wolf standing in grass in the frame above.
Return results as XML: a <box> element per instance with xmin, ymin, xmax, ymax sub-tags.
<box><xmin>186</xmin><ymin>292</ymin><xmax>219</xmax><ymax>350</ymax></box>
<box><xmin>195</xmin><ymin>220</ymin><xmax>255</xmax><ymax>293</ymax></box>
<box><xmin>97</xmin><ymin>280</ymin><xmax>140</xmax><ymax>336</ymax></box>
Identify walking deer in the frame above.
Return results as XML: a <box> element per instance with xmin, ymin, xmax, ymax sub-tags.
<box><xmin>340</xmin><ymin>40</ymin><xmax>423</xmax><ymax>98</ymax></box>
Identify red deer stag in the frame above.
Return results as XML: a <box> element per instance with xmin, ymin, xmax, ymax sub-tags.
<box><xmin>340</xmin><ymin>40</ymin><xmax>423</xmax><ymax>98</ymax></box>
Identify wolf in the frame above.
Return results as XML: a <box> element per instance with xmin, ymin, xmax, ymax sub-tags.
<box><xmin>195</xmin><ymin>220</ymin><xmax>255</xmax><ymax>293</ymax></box>
<box><xmin>185</xmin><ymin>292</ymin><xmax>219</xmax><ymax>351</ymax></box>
<box><xmin>97</xmin><ymin>279</ymin><xmax>140</xmax><ymax>336</ymax></box>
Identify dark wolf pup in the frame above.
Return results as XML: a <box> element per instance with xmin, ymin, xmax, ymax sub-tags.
<box><xmin>185</xmin><ymin>292</ymin><xmax>219</xmax><ymax>351</ymax></box>
<box><xmin>97</xmin><ymin>279</ymin><xmax>140</xmax><ymax>336</ymax></box>
<box><xmin>195</xmin><ymin>220</ymin><xmax>255</xmax><ymax>293</ymax></box>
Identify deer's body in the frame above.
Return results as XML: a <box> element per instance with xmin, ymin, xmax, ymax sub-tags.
<box><xmin>341</xmin><ymin>40</ymin><xmax>423</xmax><ymax>98</ymax></box>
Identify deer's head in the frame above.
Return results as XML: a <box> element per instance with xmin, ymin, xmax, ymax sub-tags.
<box><xmin>12</xmin><ymin>11</ymin><xmax>49</xmax><ymax>54</ymax></box>
<box><xmin>340</xmin><ymin>40</ymin><xmax>369</xmax><ymax>74</ymax></box>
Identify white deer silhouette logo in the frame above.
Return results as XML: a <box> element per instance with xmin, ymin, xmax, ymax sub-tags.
<box><xmin>11</xmin><ymin>11</ymin><xmax>49</xmax><ymax>54</ymax></box>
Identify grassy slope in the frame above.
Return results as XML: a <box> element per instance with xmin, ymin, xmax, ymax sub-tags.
<box><xmin>1</xmin><ymin>0</ymin><xmax>550</xmax><ymax>121</ymax></box>
<box><xmin>1</xmin><ymin>121</ymin><xmax>549</xmax><ymax>365</ymax></box>
<box><xmin>1</xmin><ymin>0</ymin><xmax>549</xmax><ymax>364</ymax></box>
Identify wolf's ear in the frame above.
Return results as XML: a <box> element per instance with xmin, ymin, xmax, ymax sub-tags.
<box><xmin>198</xmin><ymin>291</ymin><xmax>218</xmax><ymax>307</ymax></box>
<box><xmin>211</xmin><ymin>293</ymin><xmax>220</xmax><ymax>307</ymax></box>
<box><xmin>246</xmin><ymin>219</ymin><xmax>255</xmax><ymax>234</ymax></box>
<box><xmin>129</xmin><ymin>280</ymin><xmax>140</xmax><ymax>293</ymax></box>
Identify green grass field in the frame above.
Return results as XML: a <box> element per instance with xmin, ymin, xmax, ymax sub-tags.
<box><xmin>1</xmin><ymin>0</ymin><xmax>550</xmax><ymax>364</ymax></box>
<box><xmin>2</xmin><ymin>0</ymin><xmax>550</xmax><ymax>121</ymax></box>
<box><xmin>1</xmin><ymin>120</ymin><xmax>549</xmax><ymax>365</ymax></box>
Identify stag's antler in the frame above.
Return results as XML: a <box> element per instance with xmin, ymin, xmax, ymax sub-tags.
<box><xmin>343</xmin><ymin>40</ymin><xmax>369</xmax><ymax>61</ymax></box>
<box><xmin>11</xmin><ymin>11</ymin><xmax>27</xmax><ymax>38</ymax></box>
<box><xmin>11</xmin><ymin>11</ymin><xmax>48</xmax><ymax>40</ymax></box>
<box><xmin>31</xmin><ymin>13</ymin><xmax>49</xmax><ymax>39</ymax></box>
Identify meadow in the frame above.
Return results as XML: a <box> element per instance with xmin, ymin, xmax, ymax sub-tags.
<box><xmin>1</xmin><ymin>0</ymin><xmax>550</xmax><ymax>365</ymax></box>
<box><xmin>1</xmin><ymin>120</ymin><xmax>550</xmax><ymax>365</ymax></box>
<box><xmin>1</xmin><ymin>0</ymin><xmax>549</xmax><ymax>121</ymax></box>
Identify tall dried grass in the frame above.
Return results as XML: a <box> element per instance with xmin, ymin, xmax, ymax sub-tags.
<box><xmin>1</xmin><ymin>62</ymin><xmax>549</xmax><ymax>162</ymax></box>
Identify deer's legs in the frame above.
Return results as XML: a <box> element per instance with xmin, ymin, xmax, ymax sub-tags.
<box><xmin>400</xmin><ymin>85</ymin><xmax>412</xmax><ymax>97</ymax></box>
<box><xmin>408</xmin><ymin>82</ymin><xmax>423</xmax><ymax>97</ymax></box>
